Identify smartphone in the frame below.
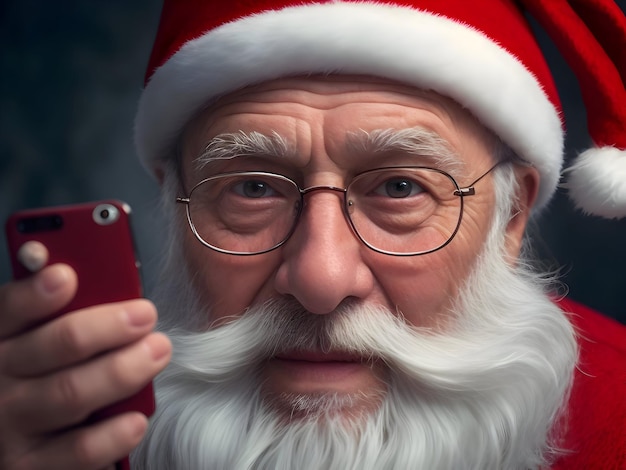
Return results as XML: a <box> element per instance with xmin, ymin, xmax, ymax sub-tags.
<box><xmin>5</xmin><ymin>200</ymin><xmax>154</xmax><ymax>470</ymax></box>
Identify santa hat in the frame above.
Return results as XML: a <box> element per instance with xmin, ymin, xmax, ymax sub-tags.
<box><xmin>135</xmin><ymin>0</ymin><xmax>626</xmax><ymax>218</ymax></box>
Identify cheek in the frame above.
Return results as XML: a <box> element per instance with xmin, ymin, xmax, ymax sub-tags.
<box><xmin>374</xmin><ymin>213</ymin><xmax>491</xmax><ymax>329</ymax></box>
<box><xmin>374</xmin><ymin>254</ymin><xmax>461</xmax><ymax>328</ymax></box>
<box><xmin>182</xmin><ymin>231</ymin><xmax>281</xmax><ymax>322</ymax></box>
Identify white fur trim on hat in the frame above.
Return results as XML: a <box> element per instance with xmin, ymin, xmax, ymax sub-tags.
<box><xmin>135</xmin><ymin>2</ymin><xmax>563</xmax><ymax>209</ymax></box>
<box><xmin>565</xmin><ymin>147</ymin><xmax>626</xmax><ymax>219</ymax></box>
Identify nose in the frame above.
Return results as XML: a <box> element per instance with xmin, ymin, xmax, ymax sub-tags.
<box><xmin>274</xmin><ymin>189</ymin><xmax>375</xmax><ymax>314</ymax></box>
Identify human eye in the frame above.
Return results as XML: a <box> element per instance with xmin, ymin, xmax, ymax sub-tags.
<box><xmin>372</xmin><ymin>176</ymin><xmax>425</xmax><ymax>198</ymax></box>
<box><xmin>230</xmin><ymin>178</ymin><xmax>280</xmax><ymax>198</ymax></box>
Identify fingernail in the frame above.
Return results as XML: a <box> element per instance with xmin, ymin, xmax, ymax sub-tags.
<box><xmin>37</xmin><ymin>265</ymin><xmax>70</xmax><ymax>295</ymax></box>
<box><xmin>125</xmin><ymin>301</ymin><xmax>156</xmax><ymax>328</ymax></box>
<box><xmin>144</xmin><ymin>333</ymin><xmax>171</xmax><ymax>361</ymax></box>
<box><xmin>18</xmin><ymin>241</ymin><xmax>48</xmax><ymax>272</ymax></box>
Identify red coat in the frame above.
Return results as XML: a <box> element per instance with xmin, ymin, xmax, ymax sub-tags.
<box><xmin>551</xmin><ymin>299</ymin><xmax>626</xmax><ymax>469</ymax></box>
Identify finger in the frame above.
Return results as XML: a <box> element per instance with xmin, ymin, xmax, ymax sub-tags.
<box><xmin>1</xmin><ymin>299</ymin><xmax>157</xmax><ymax>377</ymax></box>
<box><xmin>17</xmin><ymin>240</ymin><xmax>49</xmax><ymax>273</ymax></box>
<box><xmin>0</xmin><ymin>264</ymin><xmax>77</xmax><ymax>339</ymax></box>
<box><xmin>9</xmin><ymin>412</ymin><xmax>148</xmax><ymax>470</ymax></box>
<box><xmin>10</xmin><ymin>333</ymin><xmax>171</xmax><ymax>434</ymax></box>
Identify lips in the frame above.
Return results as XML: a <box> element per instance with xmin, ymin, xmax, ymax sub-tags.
<box><xmin>266</xmin><ymin>349</ymin><xmax>373</xmax><ymax>389</ymax></box>
<box><xmin>262</xmin><ymin>349</ymin><xmax>386</xmax><ymax>413</ymax></box>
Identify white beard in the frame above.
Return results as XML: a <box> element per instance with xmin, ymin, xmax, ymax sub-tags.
<box><xmin>132</xmin><ymin>170</ymin><xmax>578</xmax><ymax>469</ymax></box>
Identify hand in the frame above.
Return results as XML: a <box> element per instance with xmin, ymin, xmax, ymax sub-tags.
<box><xmin>0</xmin><ymin>252</ymin><xmax>171</xmax><ymax>469</ymax></box>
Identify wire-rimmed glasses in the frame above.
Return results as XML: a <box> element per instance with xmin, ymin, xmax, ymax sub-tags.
<box><xmin>176</xmin><ymin>164</ymin><xmax>501</xmax><ymax>256</ymax></box>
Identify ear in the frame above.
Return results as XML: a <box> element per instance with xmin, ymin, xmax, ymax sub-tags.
<box><xmin>504</xmin><ymin>165</ymin><xmax>540</xmax><ymax>259</ymax></box>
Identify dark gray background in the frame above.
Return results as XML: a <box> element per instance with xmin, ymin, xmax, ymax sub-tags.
<box><xmin>1</xmin><ymin>1</ymin><xmax>625</xmax><ymax>324</ymax></box>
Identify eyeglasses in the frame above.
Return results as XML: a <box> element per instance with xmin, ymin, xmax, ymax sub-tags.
<box><xmin>176</xmin><ymin>163</ymin><xmax>502</xmax><ymax>256</ymax></box>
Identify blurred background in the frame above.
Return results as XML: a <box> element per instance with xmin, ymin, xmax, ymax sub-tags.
<box><xmin>1</xmin><ymin>0</ymin><xmax>625</xmax><ymax>324</ymax></box>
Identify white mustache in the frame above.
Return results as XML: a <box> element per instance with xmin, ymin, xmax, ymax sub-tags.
<box><xmin>164</xmin><ymin>296</ymin><xmax>556</xmax><ymax>394</ymax></box>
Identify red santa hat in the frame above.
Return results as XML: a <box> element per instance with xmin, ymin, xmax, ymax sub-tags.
<box><xmin>135</xmin><ymin>0</ymin><xmax>626</xmax><ymax>218</ymax></box>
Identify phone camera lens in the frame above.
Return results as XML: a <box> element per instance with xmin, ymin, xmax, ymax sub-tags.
<box><xmin>93</xmin><ymin>204</ymin><xmax>119</xmax><ymax>226</ymax></box>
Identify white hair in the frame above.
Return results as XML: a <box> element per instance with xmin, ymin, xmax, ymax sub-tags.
<box><xmin>131</xmin><ymin>157</ymin><xmax>577</xmax><ymax>469</ymax></box>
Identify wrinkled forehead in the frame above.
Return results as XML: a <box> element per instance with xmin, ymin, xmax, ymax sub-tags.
<box><xmin>178</xmin><ymin>75</ymin><xmax>500</xmax><ymax>165</ymax></box>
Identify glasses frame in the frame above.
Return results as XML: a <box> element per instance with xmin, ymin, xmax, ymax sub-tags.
<box><xmin>176</xmin><ymin>162</ymin><xmax>503</xmax><ymax>256</ymax></box>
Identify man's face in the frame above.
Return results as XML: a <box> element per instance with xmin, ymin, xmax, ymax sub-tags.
<box><xmin>135</xmin><ymin>77</ymin><xmax>576</xmax><ymax>470</ymax></box>
<box><xmin>176</xmin><ymin>76</ymin><xmax>529</xmax><ymax>417</ymax></box>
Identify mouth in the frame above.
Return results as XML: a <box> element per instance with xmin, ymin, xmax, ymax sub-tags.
<box><xmin>261</xmin><ymin>349</ymin><xmax>387</xmax><ymax>418</ymax></box>
<box><xmin>264</xmin><ymin>349</ymin><xmax>381</xmax><ymax>394</ymax></box>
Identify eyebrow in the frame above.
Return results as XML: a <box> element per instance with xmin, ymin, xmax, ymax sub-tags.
<box><xmin>346</xmin><ymin>128</ymin><xmax>465</xmax><ymax>177</ymax></box>
<box><xmin>194</xmin><ymin>130</ymin><xmax>294</xmax><ymax>171</ymax></box>
<box><xmin>194</xmin><ymin>127</ymin><xmax>465</xmax><ymax>177</ymax></box>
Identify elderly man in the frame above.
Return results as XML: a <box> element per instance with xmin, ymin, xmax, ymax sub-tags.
<box><xmin>2</xmin><ymin>0</ymin><xmax>626</xmax><ymax>469</ymax></box>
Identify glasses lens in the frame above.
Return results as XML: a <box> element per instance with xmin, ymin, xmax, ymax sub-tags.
<box><xmin>187</xmin><ymin>172</ymin><xmax>300</xmax><ymax>254</ymax></box>
<box><xmin>346</xmin><ymin>168</ymin><xmax>462</xmax><ymax>255</ymax></box>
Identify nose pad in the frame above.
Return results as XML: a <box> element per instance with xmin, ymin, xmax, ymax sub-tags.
<box><xmin>274</xmin><ymin>190</ymin><xmax>374</xmax><ymax>314</ymax></box>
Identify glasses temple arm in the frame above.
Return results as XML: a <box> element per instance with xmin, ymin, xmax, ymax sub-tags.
<box><xmin>453</xmin><ymin>160</ymin><xmax>507</xmax><ymax>197</ymax></box>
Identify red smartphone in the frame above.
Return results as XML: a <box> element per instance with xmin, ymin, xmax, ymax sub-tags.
<box><xmin>5</xmin><ymin>200</ymin><xmax>154</xmax><ymax>470</ymax></box>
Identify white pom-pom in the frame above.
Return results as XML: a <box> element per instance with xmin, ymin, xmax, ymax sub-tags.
<box><xmin>564</xmin><ymin>146</ymin><xmax>626</xmax><ymax>219</ymax></box>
